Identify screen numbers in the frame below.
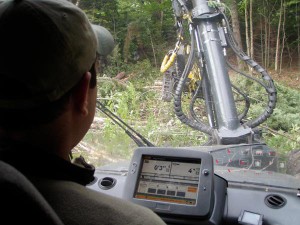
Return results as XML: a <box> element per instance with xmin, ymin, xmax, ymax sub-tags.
<box><xmin>154</xmin><ymin>164</ymin><xmax>170</xmax><ymax>172</ymax></box>
<box><xmin>188</xmin><ymin>168</ymin><xmax>200</xmax><ymax>175</ymax></box>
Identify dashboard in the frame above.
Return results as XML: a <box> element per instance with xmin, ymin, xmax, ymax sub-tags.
<box><xmin>87</xmin><ymin>145</ymin><xmax>300</xmax><ymax>225</ymax></box>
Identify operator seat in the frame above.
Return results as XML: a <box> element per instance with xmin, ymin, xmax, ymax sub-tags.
<box><xmin>0</xmin><ymin>160</ymin><xmax>64</xmax><ymax>225</ymax></box>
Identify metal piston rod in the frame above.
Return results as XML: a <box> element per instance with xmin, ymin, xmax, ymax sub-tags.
<box><xmin>191</xmin><ymin>0</ymin><xmax>252</xmax><ymax>144</ymax></box>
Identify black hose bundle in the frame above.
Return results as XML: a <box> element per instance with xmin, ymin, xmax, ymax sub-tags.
<box><xmin>221</xmin><ymin>12</ymin><xmax>277</xmax><ymax>128</ymax></box>
<box><xmin>173</xmin><ymin>26</ymin><xmax>214</xmax><ymax>136</ymax></box>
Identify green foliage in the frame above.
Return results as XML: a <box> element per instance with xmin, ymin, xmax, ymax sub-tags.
<box><xmin>264</xmin><ymin>126</ymin><xmax>300</xmax><ymax>155</ymax></box>
<box><xmin>265</xmin><ymin>126</ymin><xmax>297</xmax><ymax>154</ymax></box>
<box><xmin>96</xmin><ymin>63</ymin><xmax>300</xmax><ymax>159</ymax></box>
<box><xmin>231</xmin><ymin>74</ymin><xmax>300</xmax><ymax>152</ymax></box>
<box><xmin>78</xmin><ymin>0</ymin><xmax>300</xmax><ymax>70</ymax></box>
<box><xmin>80</xmin><ymin>61</ymin><xmax>300</xmax><ymax>167</ymax></box>
<box><xmin>80</xmin><ymin>0</ymin><xmax>119</xmax><ymax>29</ymax></box>
<box><xmin>104</xmin><ymin>45</ymin><xmax>129</xmax><ymax>77</ymax></box>
<box><xmin>79</xmin><ymin>0</ymin><xmax>176</xmax><ymax>66</ymax></box>
<box><xmin>112</xmin><ymin>83</ymin><xmax>140</xmax><ymax>119</ymax></box>
<box><xmin>127</xmin><ymin>59</ymin><xmax>161</xmax><ymax>89</ymax></box>
<box><xmin>77</xmin><ymin>0</ymin><xmax>300</xmax><ymax>165</ymax></box>
<box><xmin>208</xmin><ymin>0</ymin><xmax>227</xmax><ymax>11</ymax></box>
<box><xmin>264</xmin><ymin>83</ymin><xmax>300</xmax><ymax>131</ymax></box>
<box><xmin>99</xmin><ymin>58</ymin><xmax>160</xmax><ymax>98</ymax></box>
<box><xmin>100</xmin><ymin>117</ymin><xmax>135</xmax><ymax>158</ymax></box>
<box><xmin>99</xmin><ymin>83</ymin><xmax>207</xmax><ymax>154</ymax></box>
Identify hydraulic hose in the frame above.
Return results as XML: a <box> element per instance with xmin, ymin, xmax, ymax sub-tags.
<box><xmin>173</xmin><ymin>26</ymin><xmax>214</xmax><ymax>135</ymax></box>
<box><xmin>221</xmin><ymin>12</ymin><xmax>277</xmax><ymax>128</ymax></box>
<box><xmin>231</xmin><ymin>83</ymin><xmax>250</xmax><ymax>121</ymax></box>
<box><xmin>189</xmin><ymin>80</ymin><xmax>203</xmax><ymax>124</ymax></box>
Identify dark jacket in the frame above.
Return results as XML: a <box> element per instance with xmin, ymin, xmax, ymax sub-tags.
<box><xmin>0</xmin><ymin>141</ymin><xmax>166</xmax><ymax>225</ymax></box>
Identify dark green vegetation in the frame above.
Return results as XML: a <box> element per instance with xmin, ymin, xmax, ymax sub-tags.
<box><xmin>77</xmin><ymin>0</ymin><xmax>300</xmax><ymax>71</ymax></box>
<box><xmin>73</xmin><ymin>0</ymin><xmax>300</xmax><ymax>166</ymax></box>
<box><xmin>75</xmin><ymin>58</ymin><xmax>300</xmax><ymax>166</ymax></box>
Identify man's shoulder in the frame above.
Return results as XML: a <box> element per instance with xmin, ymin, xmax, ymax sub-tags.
<box><xmin>34</xmin><ymin>179</ymin><xmax>166</xmax><ymax>225</ymax></box>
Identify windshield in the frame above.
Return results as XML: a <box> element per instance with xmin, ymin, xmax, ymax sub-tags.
<box><xmin>73</xmin><ymin>1</ymin><xmax>300</xmax><ymax>190</ymax></box>
<box><xmin>75</xmin><ymin>98</ymin><xmax>300</xmax><ymax>189</ymax></box>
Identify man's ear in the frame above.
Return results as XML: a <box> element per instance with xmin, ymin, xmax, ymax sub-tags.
<box><xmin>72</xmin><ymin>72</ymin><xmax>92</xmax><ymax>116</ymax></box>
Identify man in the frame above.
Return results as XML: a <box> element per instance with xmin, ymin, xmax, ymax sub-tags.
<box><xmin>0</xmin><ymin>0</ymin><xmax>166</xmax><ymax>224</ymax></box>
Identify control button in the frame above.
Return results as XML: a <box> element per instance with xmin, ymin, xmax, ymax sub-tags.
<box><xmin>203</xmin><ymin>169</ymin><xmax>209</xmax><ymax>176</ymax></box>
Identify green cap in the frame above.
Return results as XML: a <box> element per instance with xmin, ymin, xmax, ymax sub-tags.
<box><xmin>0</xmin><ymin>0</ymin><xmax>98</xmax><ymax>109</ymax></box>
<box><xmin>92</xmin><ymin>24</ymin><xmax>115</xmax><ymax>56</ymax></box>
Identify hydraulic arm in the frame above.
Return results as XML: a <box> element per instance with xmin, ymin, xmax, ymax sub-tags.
<box><xmin>161</xmin><ymin>0</ymin><xmax>277</xmax><ymax>145</ymax></box>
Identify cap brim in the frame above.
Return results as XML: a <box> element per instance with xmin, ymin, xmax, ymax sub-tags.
<box><xmin>92</xmin><ymin>24</ymin><xmax>115</xmax><ymax>56</ymax></box>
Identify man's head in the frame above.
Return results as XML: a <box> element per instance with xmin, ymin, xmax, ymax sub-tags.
<box><xmin>0</xmin><ymin>0</ymin><xmax>113</xmax><ymax>156</ymax></box>
<box><xmin>0</xmin><ymin>0</ymin><xmax>97</xmax><ymax>109</ymax></box>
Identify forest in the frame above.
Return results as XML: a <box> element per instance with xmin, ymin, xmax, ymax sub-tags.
<box><xmin>74</xmin><ymin>0</ymin><xmax>300</xmax><ymax>73</ymax></box>
<box><xmin>72</xmin><ymin>0</ymin><xmax>300</xmax><ymax>166</ymax></box>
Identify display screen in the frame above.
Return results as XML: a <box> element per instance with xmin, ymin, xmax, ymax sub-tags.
<box><xmin>134</xmin><ymin>155</ymin><xmax>201</xmax><ymax>205</ymax></box>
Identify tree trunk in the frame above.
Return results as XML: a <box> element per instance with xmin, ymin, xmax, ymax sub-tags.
<box><xmin>245</xmin><ymin>0</ymin><xmax>250</xmax><ymax>56</ymax></box>
<box><xmin>260</xmin><ymin>15</ymin><xmax>264</xmax><ymax>67</ymax></box>
<box><xmin>249</xmin><ymin>0</ymin><xmax>254</xmax><ymax>60</ymax></box>
<box><xmin>263</xmin><ymin>0</ymin><xmax>268</xmax><ymax>68</ymax></box>
<box><xmin>298</xmin><ymin>3</ymin><xmax>300</xmax><ymax>71</ymax></box>
<box><xmin>149</xmin><ymin>31</ymin><xmax>158</xmax><ymax>68</ymax></box>
<box><xmin>275</xmin><ymin>0</ymin><xmax>283</xmax><ymax>72</ymax></box>
<box><xmin>279</xmin><ymin>0</ymin><xmax>286</xmax><ymax>73</ymax></box>
<box><xmin>245</xmin><ymin>0</ymin><xmax>252</xmax><ymax>72</ymax></box>
<box><xmin>228</xmin><ymin>0</ymin><xmax>244</xmax><ymax>70</ymax></box>
<box><xmin>265</xmin><ymin>1</ymin><xmax>273</xmax><ymax>69</ymax></box>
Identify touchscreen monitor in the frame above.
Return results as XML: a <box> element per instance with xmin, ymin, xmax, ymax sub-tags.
<box><xmin>134</xmin><ymin>155</ymin><xmax>201</xmax><ymax>205</ymax></box>
<box><xmin>124</xmin><ymin>147</ymin><xmax>214</xmax><ymax>218</ymax></box>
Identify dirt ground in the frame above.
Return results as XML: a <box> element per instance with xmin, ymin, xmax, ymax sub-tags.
<box><xmin>269</xmin><ymin>68</ymin><xmax>300</xmax><ymax>90</ymax></box>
